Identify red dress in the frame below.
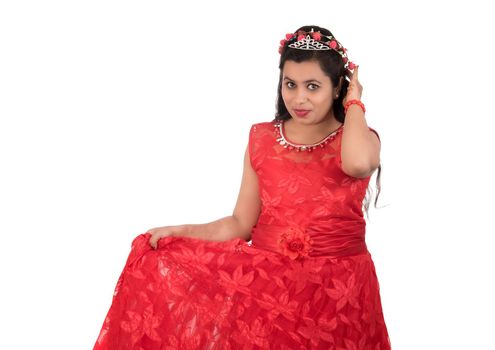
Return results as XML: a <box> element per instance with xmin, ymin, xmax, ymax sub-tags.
<box><xmin>93</xmin><ymin>119</ymin><xmax>392</xmax><ymax>350</ymax></box>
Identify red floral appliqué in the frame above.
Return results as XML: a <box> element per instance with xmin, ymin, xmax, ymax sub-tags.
<box><xmin>278</xmin><ymin>226</ymin><xmax>313</xmax><ymax>260</ymax></box>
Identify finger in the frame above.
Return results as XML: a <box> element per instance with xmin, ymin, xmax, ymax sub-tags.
<box><xmin>352</xmin><ymin>65</ymin><xmax>359</xmax><ymax>81</ymax></box>
<box><xmin>149</xmin><ymin>234</ymin><xmax>158</xmax><ymax>249</ymax></box>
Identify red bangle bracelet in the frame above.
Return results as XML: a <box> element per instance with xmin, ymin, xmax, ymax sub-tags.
<box><xmin>344</xmin><ymin>99</ymin><xmax>366</xmax><ymax>114</ymax></box>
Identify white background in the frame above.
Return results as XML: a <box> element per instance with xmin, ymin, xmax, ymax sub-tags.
<box><xmin>1</xmin><ymin>0</ymin><xmax>494</xmax><ymax>349</ymax></box>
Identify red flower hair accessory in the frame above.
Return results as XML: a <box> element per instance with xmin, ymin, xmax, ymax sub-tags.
<box><xmin>277</xmin><ymin>226</ymin><xmax>313</xmax><ymax>260</ymax></box>
<box><xmin>278</xmin><ymin>28</ymin><xmax>357</xmax><ymax>72</ymax></box>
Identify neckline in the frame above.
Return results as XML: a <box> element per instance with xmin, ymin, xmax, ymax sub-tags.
<box><xmin>280</xmin><ymin>119</ymin><xmax>344</xmax><ymax>147</ymax></box>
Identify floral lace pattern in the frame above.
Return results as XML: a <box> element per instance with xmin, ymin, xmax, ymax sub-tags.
<box><xmin>93</xmin><ymin>121</ymin><xmax>391</xmax><ymax>349</ymax></box>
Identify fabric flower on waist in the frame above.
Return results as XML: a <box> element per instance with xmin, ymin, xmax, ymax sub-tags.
<box><xmin>277</xmin><ymin>226</ymin><xmax>313</xmax><ymax>260</ymax></box>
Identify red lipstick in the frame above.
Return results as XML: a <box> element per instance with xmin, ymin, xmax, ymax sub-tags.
<box><xmin>294</xmin><ymin>109</ymin><xmax>310</xmax><ymax>117</ymax></box>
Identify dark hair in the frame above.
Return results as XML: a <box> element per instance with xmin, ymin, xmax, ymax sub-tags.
<box><xmin>273</xmin><ymin>25</ymin><xmax>382</xmax><ymax>218</ymax></box>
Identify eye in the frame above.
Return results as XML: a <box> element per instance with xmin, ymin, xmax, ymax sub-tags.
<box><xmin>285</xmin><ymin>82</ymin><xmax>319</xmax><ymax>90</ymax></box>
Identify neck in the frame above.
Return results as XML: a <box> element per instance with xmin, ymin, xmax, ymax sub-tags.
<box><xmin>286</xmin><ymin>114</ymin><xmax>341</xmax><ymax>139</ymax></box>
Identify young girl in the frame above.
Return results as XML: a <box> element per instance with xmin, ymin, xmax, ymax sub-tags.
<box><xmin>93</xmin><ymin>25</ymin><xmax>392</xmax><ymax>350</ymax></box>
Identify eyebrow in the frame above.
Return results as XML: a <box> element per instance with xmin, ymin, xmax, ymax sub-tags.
<box><xmin>283</xmin><ymin>76</ymin><xmax>322</xmax><ymax>84</ymax></box>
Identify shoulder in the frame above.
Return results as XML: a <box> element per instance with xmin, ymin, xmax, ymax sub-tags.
<box><xmin>249</xmin><ymin>120</ymin><xmax>277</xmax><ymax>135</ymax></box>
<box><xmin>251</xmin><ymin>120</ymin><xmax>276</xmax><ymax>129</ymax></box>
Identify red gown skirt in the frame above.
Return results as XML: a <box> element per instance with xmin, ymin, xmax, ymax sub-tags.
<box><xmin>93</xmin><ymin>232</ymin><xmax>391</xmax><ymax>349</ymax></box>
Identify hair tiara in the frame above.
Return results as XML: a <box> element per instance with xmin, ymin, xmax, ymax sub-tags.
<box><xmin>278</xmin><ymin>28</ymin><xmax>357</xmax><ymax>71</ymax></box>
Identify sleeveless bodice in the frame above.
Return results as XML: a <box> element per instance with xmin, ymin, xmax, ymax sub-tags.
<box><xmin>248</xmin><ymin>120</ymin><xmax>379</xmax><ymax>259</ymax></box>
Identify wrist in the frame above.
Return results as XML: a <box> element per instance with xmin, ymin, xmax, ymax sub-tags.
<box><xmin>174</xmin><ymin>224</ymin><xmax>189</xmax><ymax>237</ymax></box>
<box><xmin>344</xmin><ymin>99</ymin><xmax>366</xmax><ymax>114</ymax></box>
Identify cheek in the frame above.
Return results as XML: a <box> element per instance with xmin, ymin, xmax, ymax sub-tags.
<box><xmin>313</xmin><ymin>93</ymin><xmax>330</xmax><ymax>105</ymax></box>
<box><xmin>281</xmin><ymin>88</ymin><xmax>291</xmax><ymax>101</ymax></box>
<box><xmin>313</xmin><ymin>95</ymin><xmax>333</xmax><ymax>112</ymax></box>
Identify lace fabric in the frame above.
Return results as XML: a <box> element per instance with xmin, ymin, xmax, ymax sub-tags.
<box><xmin>94</xmin><ymin>120</ymin><xmax>391</xmax><ymax>349</ymax></box>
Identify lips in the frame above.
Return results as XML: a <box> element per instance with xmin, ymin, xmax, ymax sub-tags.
<box><xmin>294</xmin><ymin>109</ymin><xmax>311</xmax><ymax>117</ymax></box>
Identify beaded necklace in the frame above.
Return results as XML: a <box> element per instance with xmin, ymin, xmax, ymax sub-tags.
<box><xmin>274</xmin><ymin>119</ymin><xmax>343</xmax><ymax>152</ymax></box>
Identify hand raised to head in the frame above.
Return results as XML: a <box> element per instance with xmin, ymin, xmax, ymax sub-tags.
<box><xmin>342</xmin><ymin>65</ymin><xmax>363</xmax><ymax>106</ymax></box>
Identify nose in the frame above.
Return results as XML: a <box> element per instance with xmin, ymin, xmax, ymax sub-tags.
<box><xmin>295</xmin><ymin>90</ymin><xmax>308</xmax><ymax>104</ymax></box>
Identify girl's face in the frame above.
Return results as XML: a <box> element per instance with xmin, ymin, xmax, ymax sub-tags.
<box><xmin>281</xmin><ymin>60</ymin><xmax>338</xmax><ymax>124</ymax></box>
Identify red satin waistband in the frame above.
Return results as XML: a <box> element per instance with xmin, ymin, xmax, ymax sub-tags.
<box><xmin>250</xmin><ymin>223</ymin><xmax>368</xmax><ymax>258</ymax></box>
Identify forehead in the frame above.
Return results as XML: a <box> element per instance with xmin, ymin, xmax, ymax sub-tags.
<box><xmin>282</xmin><ymin>60</ymin><xmax>327</xmax><ymax>80</ymax></box>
